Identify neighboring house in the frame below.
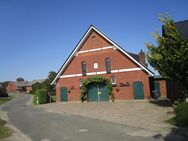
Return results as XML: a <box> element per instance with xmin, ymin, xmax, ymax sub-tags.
<box><xmin>6</xmin><ymin>81</ymin><xmax>17</xmax><ymax>93</ymax></box>
<box><xmin>16</xmin><ymin>81</ymin><xmax>30</xmax><ymax>93</ymax></box>
<box><xmin>150</xmin><ymin>76</ymin><xmax>182</xmax><ymax>101</ymax></box>
<box><xmin>5</xmin><ymin>79</ymin><xmax>45</xmax><ymax>94</ymax></box>
<box><xmin>52</xmin><ymin>25</ymin><xmax>154</xmax><ymax>102</ymax></box>
<box><xmin>174</xmin><ymin>20</ymin><xmax>188</xmax><ymax>38</ymax></box>
<box><xmin>30</xmin><ymin>79</ymin><xmax>45</xmax><ymax>85</ymax></box>
<box><xmin>162</xmin><ymin>20</ymin><xmax>188</xmax><ymax>38</ymax></box>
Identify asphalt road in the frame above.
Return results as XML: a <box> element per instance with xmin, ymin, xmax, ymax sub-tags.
<box><xmin>0</xmin><ymin>95</ymin><xmax>186</xmax><ymax>141</ymax></box>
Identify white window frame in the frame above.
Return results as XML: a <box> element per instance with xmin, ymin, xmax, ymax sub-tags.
<box><xmin>94</xmin><ymin>62</ymin><xmax>98</xmax><ymax>69</ymax></box>
<box><xmin>111</xmin><ymin>75</ymin><xmax>116</xmax><ymax>85</ymax></box>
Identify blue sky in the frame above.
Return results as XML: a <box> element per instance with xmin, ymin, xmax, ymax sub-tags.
<box><xmin>0</xmin><ymin>0</ymin><xmax>188</xmax><ymax>82</ymax></box>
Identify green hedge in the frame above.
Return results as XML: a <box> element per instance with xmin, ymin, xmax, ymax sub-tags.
<box><xmin>33</xmin><ymin>89</ymin><xmax>47</xmax><ymax>105</ymax></box>
<box><xmin>0</xmin><ymin>87</ymin><xmax>8</xmax><ymax>97</ymax></box>
<box><xmin>174</xmin><ymin>102</ymin><xmax>188</xmax><ymax>126</ymax></box>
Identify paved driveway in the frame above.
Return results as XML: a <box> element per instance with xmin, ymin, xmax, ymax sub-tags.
<box><xmin>0</xmin><ymin>95</ymin><xmax>187</xmax><ymax>141</ymax></box>
<box><xmin>39</xmin><ymin>100</ymin><xmax>174</xmax><ymax>132</ymax></box>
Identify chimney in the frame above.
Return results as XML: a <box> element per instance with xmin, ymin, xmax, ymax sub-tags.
<box><xmin>139</xmin><ymin>50</ymin><xmax>147</xmax><ymax>67</ymax></box>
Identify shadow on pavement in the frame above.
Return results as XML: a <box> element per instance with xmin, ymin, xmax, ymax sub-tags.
<box><xmin>152</xmin><ymin>127</ymin><xmax>188</xmax><ymax>141</ymax></box>
<box><xmin>149</xmin><ymin>99</ymin><xmax>172</xmax><ymax>107</ymax></box>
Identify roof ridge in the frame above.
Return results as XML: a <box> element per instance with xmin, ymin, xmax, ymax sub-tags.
<box><xmin>175</xmin><ymin>20</ymin><xmax>188</xmax><ymax>24</ymax></box>
<box><xmin>51</xmin><ymin>26</ymin><xmax>154</xmax><ymax>84</ymax></box>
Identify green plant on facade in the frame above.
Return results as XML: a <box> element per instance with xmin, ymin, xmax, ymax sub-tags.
<box><xmin>80</xmin><ymin>76</ymin><xmax>113</xmax><ymax>102</ymax></box>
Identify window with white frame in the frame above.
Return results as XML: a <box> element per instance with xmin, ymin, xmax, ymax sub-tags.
<box><xmin>80</xmin><ymin>79</ymin><xmax>83</xmax><ymax>87</ymax></box>
<box><xmin>111</xmin><ymin>75</ymin><xmax>116</xmax><ymax>85</ymax></box>
<box><xmin>94</xmin><ymin>62</ymin><xmax>98</xmax><ymax>69</ymax></box>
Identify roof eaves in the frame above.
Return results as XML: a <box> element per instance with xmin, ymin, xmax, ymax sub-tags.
<box><xmin>51</xmin><ymin>25</ymin><xmax>94</xmax><ymax>85</ymax></box>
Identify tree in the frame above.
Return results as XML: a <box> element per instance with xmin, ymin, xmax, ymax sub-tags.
<box><xmin>31</xmin><ymin>71</ymin><xmax>56</xmax><ymax>95</ymax></box>
<box><xmin>16</xmin><ymin>77</ymin><xmax>24</xmax><ymax>82</ymax></box>
<box><xmin>48</xmin><ymin>71</ymin><xmax>56</xmax><ymax>82</ymax></box>
<box><xmin>32</xmin><ymin>82</ymin><xmax>42</xmax><ymax>93</ymax></box>
<box><xmin>46</xmin><ymin>71</ymin><xmax>56</xmax><ymax>95</ymax></box>
<box><xmin>146</xmin><ymin>14</ymin><xmax>188</xmax><ymax>101</ymax></box>
<box><xmin>0</xmin><ymin>82</ymin><xmax>8</xmax><ymax>97</ymax></box>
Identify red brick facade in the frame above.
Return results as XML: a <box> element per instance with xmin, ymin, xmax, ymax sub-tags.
<box><xmin>54</xmin><ymin>26</ymin><xmax>153</xmax><ymax>102</ymax></box>
<box><xmin>155</xmin><ymin>80</ymin><xmax>167</xmax><ymax>97</ymax></box>
<box><xmin>6</xmin><ymin>82</ymin><xmax>17</xmax><ymax>93</ymax></box>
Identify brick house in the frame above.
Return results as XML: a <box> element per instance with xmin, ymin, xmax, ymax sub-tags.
<box><xmin>6</xmin><ymin>81</ymin><xmax>17</xmax><ymax>93</ymax></box>
<box><xmin>16</xmin><ymin>81</ymin><xmax>32</xmax><ymax>93</ymax></box>
<box><xmin>5</xmin><ymin>81</ymin><xmax>31</xmax><ymax>93</ymax></box>
<box><xmin>51</xmin><ymin>25</ymin><xmax>154</xmax><ymax>102</ymax></box>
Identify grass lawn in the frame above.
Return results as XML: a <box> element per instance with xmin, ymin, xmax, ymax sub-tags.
<box><xmin>0</xmin><ymin>97</ymin><xmax>12</xmax><ymax>105</ymax></box>
<box><xmin>166</xmin><ymin>102</ymin><xmax>188</xmax><ymax>127</ymax></box>
<box><xmin>0</xmin><ymin>97</ymin><xmax>13</xmax><ymax>138</ymax></box>
<box><xmin>0</xmin><ymin>119</ymin><xmax>12</xmax><ymax>138</ymax></box>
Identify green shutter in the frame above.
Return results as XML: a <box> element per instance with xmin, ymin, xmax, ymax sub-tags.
<box><xmin>133</xmin><ymin>81</ymin><xmax>144</xmax><ymax>99</ymax></box>
<box><xmin>60</xmin><ymin>87</ymin><xmax>68</xmax><ymax>102</ymax></box>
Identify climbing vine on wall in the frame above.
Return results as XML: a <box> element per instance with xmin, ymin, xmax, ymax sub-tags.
<box><xmin>80</xmin><ymin>76</ymin><xmax>113</xmax><ymax>102</ymax></box>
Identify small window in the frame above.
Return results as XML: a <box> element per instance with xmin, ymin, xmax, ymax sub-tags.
<box><xmin>111</xmin><ymin>75</ymin><xmax>116</xmax><ymax>85</ymax></box>
<box><xmin>105</xmin><ymin>58</ymin><xmax>111</xmax><ymax>74</ymax></box>
<box><xmin>82</xmin><ymin>61</ymin><xmax>87</xmax><ymax>76</ymax></box>
<box><xmin>94</xmin><ymin>62</ymin><xmax>98</xmax><ymax>69</ymax></box>
<box><xmin>80</xmin><ymin>79</ymin><xmax>83</xmax><ymax>87</ymax></box>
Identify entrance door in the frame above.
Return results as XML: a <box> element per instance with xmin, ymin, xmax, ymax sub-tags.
<box><xmin>88</xmin><ymin>84</ymin><xmax>98</xmax><ymax>102</ymax></box>
<box><xmin>60</xmin><ymin>87</ymin><xmax>68</xmax><ymax>102</ymax></box>
<box><xmin>88</xmin><ymin>83</ymin><xmax>109</xmax><ymax>102</ymax></box>
<box><xmin>154</xmin><ymin>82</ymin><xmax>161</xmax><ymax>98</ymax></box>
<box><xmin>133</xmin><ymin>81</ymin><xmax>144</xmax><ymax>99</ymax></box>
<box><xmin>99</xmin><ymin>83</ymin><xmax>109</xmax><ymax>101</ymax></box>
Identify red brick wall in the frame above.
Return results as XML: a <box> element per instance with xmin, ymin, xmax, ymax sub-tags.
<box><xmin>56</xmin><ymin>30</ymin><xmax>151</xmax><ymax>102</ymax></box>
<box><xmin>26</xmin><ymin>86</ymin><xmax>32</xmax><ymax>93</ymax></box>
<box><xmin>6</xmin><ymin>82</ymin><xmax>17</xmax><ymax>93</ymax></box>
<box><xmin>79</xmin><ymin>30</ymin><xmax>113</xmax><ymax>51</ymax></box>
<box><xmin>155</xmin><ymin>80</ymin><xmax>167</xmax><ymax>97</ymax></box>
<box><xmin>56</xmin><ymin>71</ymin><xmax>150</xmax><ymax>102</ymax></box>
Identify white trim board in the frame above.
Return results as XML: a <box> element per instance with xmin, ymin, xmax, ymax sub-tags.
<box><xmin>51</xmin><ymin>26</ymin><xmax>154</xmax><ymax>85</ymax></box>
<box><xmin>77</xmin><ymin>46</ymin><xmax>114</xmax><ymax>54</ymax></box>
<box><xmin>60</xmin><ymin>68</ymin><xmax>143</xmax><ymax>78</ymax></box>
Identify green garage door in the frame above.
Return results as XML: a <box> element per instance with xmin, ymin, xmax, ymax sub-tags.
<box><xmin>99</xmin><ymin>83</ymin><xmax>109</xmax><ymax>101</ymax></box>
<box><xmin>60</xmin><ymin>87</ymin><xmax>68</xmax><ymax>102</ymax></box>
<box><xmin>88</xmin><ymin>83</ymin><xmax>109</xmax><ymax>102</ymax></box>
<box><xmin>88</xmin><ymin>83</ymin><xmax>98</xmax><ymax>102</ymax></box>
<box><xmin>133</xmin><ymin>81</ymin><xmax>144</xmax><ymax>99</ymax></box>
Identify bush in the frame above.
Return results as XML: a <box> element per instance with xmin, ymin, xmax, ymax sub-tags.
<box><xmin>33</xmin><ymin>89</ymin><xmax>47</xmax><ymax>105</ymax></box>
<box><xmin>51</xmin><ymin>95</ymin><xmax>56</xmax><ymax>102</ymax></box>
<box><xmin>174</xmin><ymin>102</ymin><xmax>188</xmax><ymax>126</ymax></box>
<box><xmin>0</xmin><ymin>87</ymin><xmax>8</xmax><ymax>98</ymax></box>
